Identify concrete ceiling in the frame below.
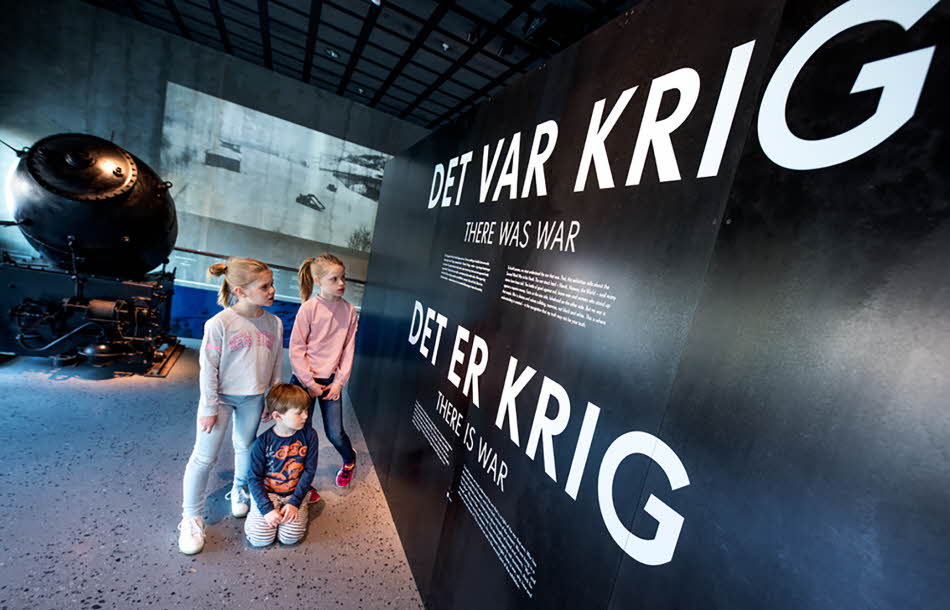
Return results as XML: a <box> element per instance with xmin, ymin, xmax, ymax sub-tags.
<box><xmin>84</xmin><ymin>0</ymin><xmax>642</xmax><ymax>129</ymax></box>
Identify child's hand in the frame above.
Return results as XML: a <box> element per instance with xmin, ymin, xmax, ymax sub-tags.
<box><xmin>325</xmin><ymin>383</ymin><xmax>342</xmax><ymax>401</ymax></box>
<box><xmin>280</xmin><ymin>504</ymin><xmax>299</xmax><ymax>523</ymax></box>
<box><xmin>198</xmin><ymin>415</ymin><xmax>217</xmax><ymax>433</ymax></box>
<box><xmin>308</xmin><ymin>383</ymin><xmax>325</xmax><ymax>398</ymax></box>
<box><xmin>264</xmin><ymin>510</ymin><xmax>282</xmax><ymax>527</ymax></box>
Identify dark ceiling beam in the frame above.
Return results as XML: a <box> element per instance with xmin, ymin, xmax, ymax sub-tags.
<box><xmin>351</xmin><ymin>55</ymin><xmax>465</xmax><ymax>105</ymax></box>
<box><xmin>337</xmin><ymin>2</ymin><xmax>379</xmax><ymax>95</ymax></box>
<box><xmin>125</xmin><ymin>0</ymin><xmax>144</xmax><ymax>21</ymax></box>
<box><xmin>209</xmin><ymin>0</ymin><xmax>232</xmax><ymax>54</ymax></box>
<box><xmin>164</xmin><ymin>0</ymin><xmax>192</xmax><ymax>40</ymax></box>
<box><xmin>222</xmin><ymin>0</ymin><xmax>254</xmax><ymax>16</ymax></box>
<box><xmin>426</xmin><ymin>53</ymin><xmax>536</xmax><ymax>129</ymax></box>
<box><xmin>299</xmin><ymin>50</ymin><xmax>455</xmax><ymax>111</ymax></box>
<box><xmin>320</xmin><ymin>23</ymin><xmax>462</xmax><ymax>93</ymax></box>
<box><xmin>139</xmin><ymin>13</ymin><xmax>179</xmax><ymax>31</ymax></box>
<box><xmin>271</xmin><ymin>44</ymin><xmax>305</xmax><ymax>67</ymax></box>
<box><xmin>450</xmin><ymin>4</ymin><xmax>553</xmax><ymax>58</ymax></box>
<box><xmin>369</xmin><ymin>1</ymin><xmax>452</xmax><ymax>107</ymax></box>
<box><xmin>219</xmin><ymin>13</ymin><xmax>264</xmax><ymax>35</ymax></box>
<box><xmin>301</xmin><ymin>0</ymin><xmax>323</xmax><ymax>82</ymax></box>
<box><xmin>317</xmin><ymin>19</ymin><xmax>479</xmax><ymax>95</ymax></box>
<box><xmin>314</xmin><ymin>2</ymin><xmax>500</xmax><ymax>93</ymax></box>
<box><xmin>426</xmin><ymin>0</ymin><xmax>636</xmax><ymax>129</ymax></box>
<box><xmin>270</xmin><ymin>0</ymin><xmax>306</xmax><ymax>18</ymax></box>
<box><xmin>324</xmin><ymin>0</ymin><xmax>408</xmax><ymax>45</ymax></box>
<box><xmin>381</xmin><ymin>1</ymin><xmax>516</xmax><ymax>71</ymax></box>
<box><xmin>324</xmin><ymin>0</ymin><xmax>494</xmax><ymax>91</ymax></box>
<box><xmin>400</xmin><ymin>0</ymin><xmax>534</xmax><ymax>119</ymax></box>
<box><xmin>258</xmin><ymin>0</ymin><xmax>272</xmax><ymax>69</ymax></box>
<box><xmin>378</xmin><ymin>3</ymin><xmax>499</xmax><ymax>84</ymax></box>
<box><xmin>304</xmin><ymin>33</ymin><xmax>467</xmax><ymax>104</ymax></box>
<box><xmin>225</xmin><ymin>29</ymin><xmax>263</xmax><ymax>52</ymax></box>
<box><xmin>177</xmin><ymin>10</ymin><xmax>217</xmax><ymax>32</ymax></box>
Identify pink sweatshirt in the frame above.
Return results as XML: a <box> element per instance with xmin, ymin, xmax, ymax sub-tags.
<box><xmin>289</xmin><ymin>295</ymin><xmax>359</xmax><ymax>393</ymax></box>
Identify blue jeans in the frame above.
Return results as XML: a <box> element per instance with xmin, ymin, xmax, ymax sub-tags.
<box><xmin>181</xmin><ymin>393</ymin><xmax>264</xmax><ymax>519</ymax></box>
<box><xmin>290</xmin><ymin>374</ymin><xmax>356</xmax><ymax>465</ymax></box>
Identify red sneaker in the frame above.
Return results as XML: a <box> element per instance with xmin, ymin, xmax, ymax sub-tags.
<box><xmin>336</xmin><ymin>459</ymin><xmax>356</xmax><ymax>488</ymax></box>
<box><xmin>307</xmin><ymin>488</ymin><xmax>321</xmax><ymax>503</ymax></box>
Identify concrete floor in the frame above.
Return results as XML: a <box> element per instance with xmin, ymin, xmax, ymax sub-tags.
<box><xmin>0</xmin><ymin>340</ymin><xmax>423</xmax><ymax>610</ymax></box>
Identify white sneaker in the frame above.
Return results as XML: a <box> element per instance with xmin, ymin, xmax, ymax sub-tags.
<box><xmin>226</xmin><ymin>487</ymin><xmax>250</xmax><ymax>518</ymax></box>
<box><xmin>178</xmin><ymin>516</ymin><xmax>205</xmax><ymax>555</ymax></box>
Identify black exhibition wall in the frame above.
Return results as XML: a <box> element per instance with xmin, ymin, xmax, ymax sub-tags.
<box><xmin>349</xmin><ymin>0</ymin><xmax>949</xmax><ymax>608</ymax></box>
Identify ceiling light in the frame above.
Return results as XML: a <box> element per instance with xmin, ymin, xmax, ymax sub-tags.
<box><xmin>523</xmin><ymin>15</ymin><xmax>544</xmax><ymax>37</ymax></box>
<box><xmin>441</xmin><ymin>42</ymin><xmax>450</xmax><ymax>52</ymax></box>
<box><xmin>370</xmin><ymin>0</ymin><xmax>381</xmax><ymax>6</ymax></box>
<box><xmin>326</xmin><ymin>48</ymin><xmax>339</xmax><ymax>59</ymax></box>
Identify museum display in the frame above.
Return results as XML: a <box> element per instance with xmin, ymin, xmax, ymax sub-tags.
<box><xmin>0</xmin><ymin>133</ymin><xmax>180</xmax><ymax>373</ymax></box>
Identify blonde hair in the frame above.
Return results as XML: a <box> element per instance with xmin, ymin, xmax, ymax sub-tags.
<box><xmin>297</xmin><ymin>253</ymin><xmax>344</xmax><ymax>301</ymax></box>
<box><xmin>208</xmin><ymin>257</ymin><xmax>270</xmax><ymax>308</ymax></box>
<box><xmin>266</xmin><ymin>383</ymin><xmax>310</xmax><ymax>416</ymax></box>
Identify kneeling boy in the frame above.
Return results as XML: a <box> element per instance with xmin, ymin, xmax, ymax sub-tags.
<box><xmin>245</xmin><ymin>384</ymin><xmax>318</xmax><ymax>547</ymax></box>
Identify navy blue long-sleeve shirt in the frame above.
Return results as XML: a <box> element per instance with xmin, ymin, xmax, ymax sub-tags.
<box><xmin>248</xmin><ymin>426</ymin><xmax>319</xmax><ymax>514</ymax></box>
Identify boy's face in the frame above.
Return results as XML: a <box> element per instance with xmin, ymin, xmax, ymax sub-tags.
<box><xmin>275</xmin><ymin>406</ymin><xmax>308</xmax><ymax>431</ymax></box>
<box><xmin>317</xmin><ymin>264</ymin><xmax>346</xmax><ymax>300</ymax></box>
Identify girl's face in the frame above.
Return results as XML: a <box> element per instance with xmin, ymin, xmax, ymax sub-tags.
<box><xmin>236</xmin><ymin>270</ymin><xmax>276</xmax><ymax>307</ymax></box>
<box><xmin>317</xmin><ymin>264</ymin><xmax>346</xmax><ymax>301</ymax></box>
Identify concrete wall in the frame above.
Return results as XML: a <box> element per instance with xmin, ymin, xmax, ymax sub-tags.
<box><xmin>0</xmin><ymin>0</ymin><xmax>429</xmax><ymax>268</ymax></box>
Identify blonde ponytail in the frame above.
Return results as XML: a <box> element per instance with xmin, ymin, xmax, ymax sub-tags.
<box><xmin>298</xmin><ymin>253</ymin><xmax>345</xmax><ymax>301</ymax></box>
<box><xmin>208</xmin><ymin>257</ymin><xmax>269</xmax><ymax>308</ymax></box>
<box><xmin>298</xmin><ymin>257</ymin><xmax>316</xmax><ymax>302</ymax></box>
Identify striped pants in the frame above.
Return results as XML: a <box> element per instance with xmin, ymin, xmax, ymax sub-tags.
<box><xmin>244</xmin><ymin>492</ymin><xmax>310</xmax><ymax>547</ymax></box>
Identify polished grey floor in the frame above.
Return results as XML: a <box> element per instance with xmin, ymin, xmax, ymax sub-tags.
<box><xmin>0</xmin><ymin>340</ymin><xmax>423</xmax><ymax>610</ymax></box>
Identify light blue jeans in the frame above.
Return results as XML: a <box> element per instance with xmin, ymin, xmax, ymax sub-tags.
<box><xmin>181</xmin><ymin>393</ymin><xmax>264</xmax><ymax>519</ymax></box>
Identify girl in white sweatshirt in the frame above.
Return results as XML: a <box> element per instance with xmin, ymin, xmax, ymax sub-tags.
<box><xmin>178</xmin><ymin>257</ymin><xmax>282</xmax><ymax>555</ymax></box>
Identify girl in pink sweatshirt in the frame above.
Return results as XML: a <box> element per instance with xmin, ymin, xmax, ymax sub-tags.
<box><xmin>290</xmin><ymin>253</ymin><xmax>359</xmax><ymax>490</ymax></box>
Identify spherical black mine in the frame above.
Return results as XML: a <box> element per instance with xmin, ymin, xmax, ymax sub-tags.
<box><xmin>8</xmin><ymin>133</ymin><xmax>178</xmax><ymax>278</ymax></box>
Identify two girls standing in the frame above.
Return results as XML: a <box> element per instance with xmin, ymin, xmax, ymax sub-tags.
<box><xmin>177</xmin><ymin>253</ymin><xmax>359</xmax><ymax>555</ymax></box>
